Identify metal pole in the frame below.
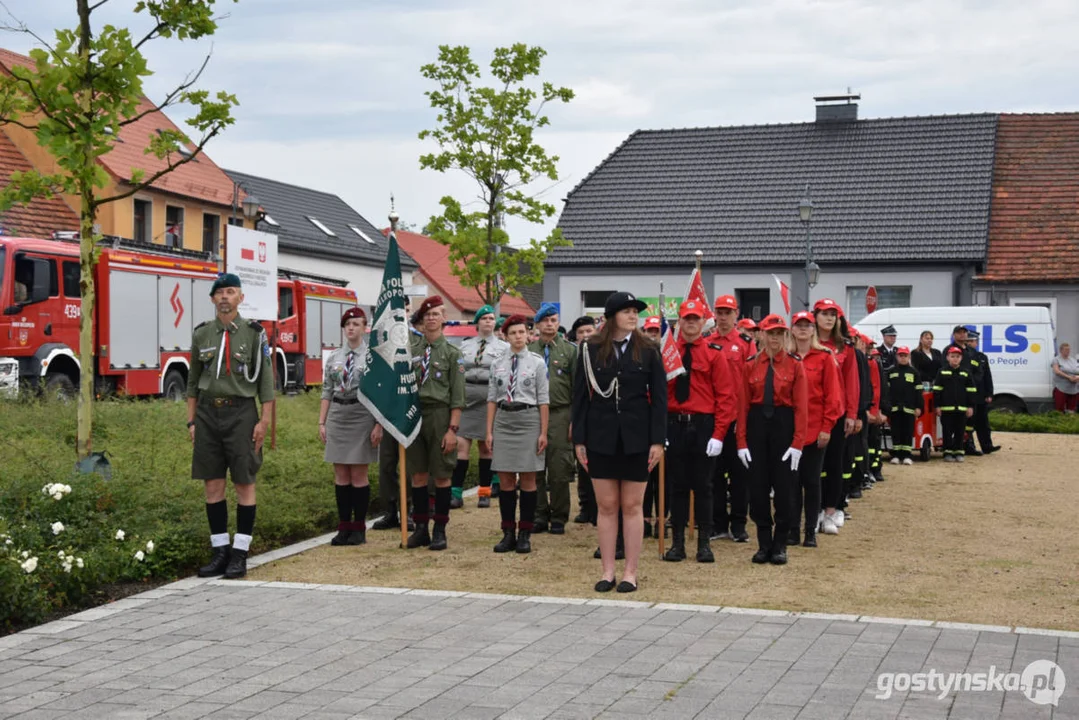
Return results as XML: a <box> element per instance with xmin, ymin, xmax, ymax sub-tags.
<box><xmin>270</xmin><ymin>321</ymin><xmax>278</xmax><ymax>450</ymax></box>
<box><xmin>399</xmin><ymin>444</ymin><xmax>409</xmax><ymax>549</ymax></box>
<box><xmin>804</xmin><ymin>222</ymin><xmax>812</xmax><ymax>310</ymax></box>
<box><xmin>688</xmin><ymin>252</ymin><xmax>703</xmax><ymax>540</ymax></box>
<box><xmin>657</xmin><ymin>281</ymin><xmax>666</xmax><ymax>559</ymax></box>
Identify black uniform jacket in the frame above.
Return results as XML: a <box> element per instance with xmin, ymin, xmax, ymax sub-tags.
<box><xmin>572</xmin><ymin>334</ymin><xmax>667</xmax><ymax>456</ymax></box>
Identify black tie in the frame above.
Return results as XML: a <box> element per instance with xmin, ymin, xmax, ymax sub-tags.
<box><xmin>762</xmin><ymin>361</ymin><xmax>775</xmax><ymax>419</ymax></box>
<box><xmin>675</xmin><ymin>343</ymin><xmax>692</xmax><ymax>403</ymax></box>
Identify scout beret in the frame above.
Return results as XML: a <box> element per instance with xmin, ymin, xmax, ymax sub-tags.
<box><xmin>414</xmin><ymin>295</ymin><xmax>444</xmax><ymax>323</ymax></box>
<box><xmin>209</xmin><ymin>273</ymin><xmax>241</xmax><ymax>295</ymax></box>
<box><xmin>495</xmin><ymin>316</ymin><xmax>506</xmax><ymax>330</ymax></box>
<box><xmin>340</xmin><ymin>306</ymin><xmax>366</xmax><ymax>327</ymax></box>
<box><xmin>502</xmin><ymin>314</ymin><xmax>529</xmax><ymax>333</ymax></box>
<box><xmin>534</xmin><ymin>302</ymin><xmax>559</xmax><ymax>323</ymax></box>
<box><xmin>473</xmin><ymin>304</ymin><xmax>496</xmax><ymax>324</ymax></box>
<box><xmin>570</xmin><ymin>316</ymin><xmax>595</xmax><ymax>335</ymax></box>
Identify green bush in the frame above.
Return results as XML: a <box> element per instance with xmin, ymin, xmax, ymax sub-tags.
<box><xmin>989</xmin><ymin>410</ymin><xmax>1079</xmax><ymax>434</ymax></box>
<box><xmin>0</xmin><ymin>392</ymin><xmax>480</xmax><ymax>630</ymax></box>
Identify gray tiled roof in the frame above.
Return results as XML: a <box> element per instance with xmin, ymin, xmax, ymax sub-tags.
<box><xmin>224</xmin><ymin>169</ymin><xmax>416</xmax><ymax>269</ymax></box>
<box><xmin>548</xmin><ymin>113</ymin><xmax>999</xmax><ymax>266</ymax></box>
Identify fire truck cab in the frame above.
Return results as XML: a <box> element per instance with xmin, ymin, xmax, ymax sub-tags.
<box><xmin>271</xmin><ymin>272</ymin><xmax>358</xmax><ymax>392</ymax></box>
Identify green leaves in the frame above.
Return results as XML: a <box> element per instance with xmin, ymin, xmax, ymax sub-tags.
<box><xmin>418</xmin><ymin>44</ymin><xmax>574</xmax><ymax>304</ymax></box>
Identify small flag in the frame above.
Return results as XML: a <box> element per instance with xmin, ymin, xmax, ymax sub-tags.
<box><xmin>241</xmin><ymin>247</ymin><xmax>255</xmax><ymax>261</ymax></box>
<box><xmin>682</xmin><ymin>268</ymin><xmax>715</xmax><ymax>333</ymax></box>
<box><xmin>660</xmin><ymin>327</ymin><xmax>685</xmax><ymax>381</ymax></box>
<box><xmin>773</xmin><ymin>274</ymin><xmax>791</xmax><ymax>315</ymax></box>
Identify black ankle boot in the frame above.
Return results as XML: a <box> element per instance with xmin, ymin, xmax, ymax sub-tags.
<box><xmin>752</xmin><ymin>527</ymin><xmax>772</xmax><ymax>564</ymax></box>
<box><xmin>663</xmin><ymin>527</ymin><xmax>686</xmax><ymax>562</ymax></box>
<box><xmin>493</xmin><ymin>529</ymin><xmax>516</xmax><ymax>553</ymax></box>
<box><xmin>407</xmin><ymin>522</ymin><xmax>430</xmax><ymax>548</ymax></box>
<box><xmin>224</xmin><ymin>549</ymin><xmax>247</xmax><ymax>579</ymax></box>
<box><xmin>515</xmin><ymin>531</ymin><xmax>532</xmax><ymax>554</ymax></box>
<box><xmin>331</xmin><ymin>523</ymin><xmax>351</xmax><ymax>546</ymax></box>
<box><xmin>198</xmin><ymin>546</ymin><xmax>230</xmax><ymax>577</ymax></box>
<box><xmin>803</xmin><ymin>530</ymin><xmax>817</xmax><ymax>548</ymax></box>
<box><xmin>696</xmin><ymin>534</ymin><xmax>714</xmax><ymax>563</ymax></box>
<box><xmin>429</xmin><ymin>523</ymin><xmax>447</xmax><ymax>551</ymax></box>
<box><xmin>372</xmin><ymin>506</ymin><xmax>398</xmax><ymax>530</ymax></box>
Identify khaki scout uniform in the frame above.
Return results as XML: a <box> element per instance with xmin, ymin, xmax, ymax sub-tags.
<box><xmin>407</xmin><ymin>334</ymin><xmax>466</xmax><ymax>477</ymax></box>
<box><xmin>187</xmin><ymin>316</ymin><xmax>274</xmax><ymax>484</ymax></box>
<box><xmin>528</xmin><ymin>335</ymin><xmax>577</xmax><ymax>526</ymax></box>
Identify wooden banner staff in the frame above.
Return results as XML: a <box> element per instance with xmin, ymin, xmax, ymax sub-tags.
<box><xmin>657</xmin><ymin>282</ymin><xmax>666</xmax><ymax>559</ymax></box>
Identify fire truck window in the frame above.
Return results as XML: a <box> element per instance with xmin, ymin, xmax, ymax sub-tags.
<box><xmin>63</xmin><ymin>262</ymin><xmax>80</xmax><ymax>297</ymax></box>
<box><xmin>279</xmin><ymin>287</ymin><xmax>294</xmax><ymax>319</ymax></box>
<box><xmin>48</xmin><ymin>259</ymin><xmax>59</xmax><ymax>297</ymax></box>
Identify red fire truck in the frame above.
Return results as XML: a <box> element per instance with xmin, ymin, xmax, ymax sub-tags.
<box><xmin>0</xmin><ymin>233</ymin><xmax>355</xmax><ymax>398</ymax></box>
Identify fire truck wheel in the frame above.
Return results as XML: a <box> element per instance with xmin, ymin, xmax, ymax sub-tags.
<box><xmin>162</xmin><ymin>370</ymin><xmax>187</xmax><ymax>402</ymax></box>
<box><xmin>44</xmin><ymin>373</ymin><xmax>76</xmax><ymax>402</ymax></box>
<box><xmin>920</xmin><ymin>436</ymin><xmax>932</xmax><ymax>462</ymax></box>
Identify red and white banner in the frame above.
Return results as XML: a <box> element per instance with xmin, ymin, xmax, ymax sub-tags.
<box><xmin>772</xmin><ymin>274</ymin><xmax>791</xmax><ymax>315</ymax></box>
<box><xmin>660</xmin><ymin>327</ymin><xmax>685</xmax><ymax>381</ymax></box>
<box><xmin>682</xmin><ymin>268</ymin><xmax>714</xmax><ymax>334</ymax></box>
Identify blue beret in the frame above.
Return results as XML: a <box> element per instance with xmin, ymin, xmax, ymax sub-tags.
<box><xmin>210</xmin><ymin>273</ymin><xmax>241</xmax><ymax>295</ymax></box>
<box><xmin>534</xmin><ymin>302</ymin><xmax>559</xmax><ymax>324</ymax></box>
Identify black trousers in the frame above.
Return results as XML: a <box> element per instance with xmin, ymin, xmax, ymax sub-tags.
<box><xmin>973</xmin><ymin>404</ymin><xmax>994</xmax><ymax>451</ymax></box>
<box><xmin>867</xmin><ymin>423</ymin><xmax>882</xmax><ymax>473</ymax></box>
<box><xmin>890</xmin><ymin>413</ymin><xmax>915</xmax><ymax>460</ymax></box>
<box><xmin>821</xmin><ymin>419</ymin><xmax>846</xmax><ymax>510</ymax></box>
<box><xmin>713</xmin><ymin>424</ymin><xmax>749</xmax><ymax>532</ymax></box>
<box><xmin>792</xmin><ymin>442</ymin><xmax>825</xmax><ymax>534</ymax></box>
<box><xmin>746</xmin><ymin>406</ymin><xmax>795</xmax><ymax>548</ymax></box>
<box><xmin>941</xmin><ymin>411</ymin><xmax>966</xmax><ymax>457</ymax></box>
<box><xmin>576</xmin><ymin>461</ymin><xmax>596</xmax><ymax>523</ymax></box>
<box><xmin>842</xmin><ymin>419</ymin><xmax>868</xmax><ymax>504</ymax></box>
<box><xmin>667</xmin><ymin>415</ymin><xmax>716</xmax><ymax>534</ymax></box>
<box><xmin>643</xmin><ymin>464</ymin><xmax>663</xmax><ymax>520</ymax></box>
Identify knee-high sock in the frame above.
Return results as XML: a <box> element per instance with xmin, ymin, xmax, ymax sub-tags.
<box><xmin>206</xmin><ymin>500</ymin><xmax>229</xmax><ymax>547</ymax></box>
<box><xmin>433</xmin><ymin>486</ymin><xmax>452</xmax><ymax>525</ymax></box>
<box><xmin>234</xmin><ymin>504</ymin><xmax>256</xmax><ymax>552</ymax></box>
<box><xmin>499</xmin><ymin>488</ymin><xmax>518</xmax><ymax>530</ymax></box>
<box><xmin>334</xmin><ymin>484</ymin><xmax>351</xmax><ymax>524</ymax></box>
<box><xmin>451</xmin><ymin>459</ymin><xmax>468</xmax><ymax>500</ymax></box>
<box><xmin>478</xmin><ymin>459</ymin><xmax>493</xmax><ymax>498</ymax></box>
<box><xmin>352</xmin><ymin>485</ymin><xmax>370</xmax><ymax>530</ymax></box>
<box><xmin>411</xmin><ymin>486</ymin><xmax>429</xmax><ymax>524</ymax></box>
<box><xmin>518</xmin><ymin>490</ymin><xmax>537</xmax><ymax>531</ymax></box>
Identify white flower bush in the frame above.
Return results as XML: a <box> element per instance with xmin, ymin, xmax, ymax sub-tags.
<box><xmin>41</xmin><ymin>483</ymin><xmax>72</xmax><ymax>501</ymax></box>
<box><xmin>20</xmin><ymin>556</ymin><xmax>38</xmax><ymax>573</ymax></box>
<box><xmin>115</xmin><ymin>529</ymin><xmax>125</xmax><ymax>541</ymax></box>
<box><xmin>134</xmin><ymin>550</ymin><xmax>145</xmax><ymax>562</ymax></box>
<box><xmin>145</xmin><ymin>540</ymin><xmax>154</xmax><ymax>554</ymax></box>
<box><xmin>51</xmin><ymin>522</ymin><xmax>65</xmax><ymax>536</ymax></box>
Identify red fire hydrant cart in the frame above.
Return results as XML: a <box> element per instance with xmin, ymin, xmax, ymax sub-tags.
<box><xmin>882</xmin><ymin>389</ymin><xmax>942</xmax><ymax>461</ymax></box>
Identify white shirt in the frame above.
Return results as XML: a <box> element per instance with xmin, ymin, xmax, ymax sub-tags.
<box><xmin>488</xmin><ymin>349</ymin><xmax>550</xmax><ymax>406</ymax></box>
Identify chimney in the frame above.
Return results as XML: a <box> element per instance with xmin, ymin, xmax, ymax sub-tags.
<box><xmin>814</xmin><ymin>92</ymin><xmax>860</xmax><ymax>122</ymax></box>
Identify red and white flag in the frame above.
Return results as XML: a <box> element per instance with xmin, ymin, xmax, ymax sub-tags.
<box><xmin>660</xmin><ymin>327</ymin><xmax>685</xmax><ymax>381</ymax></box>
<box><xmin>772</xmin><ymin>274</ymin><xmax>791</xmax><ymax>315</ymax></box>
<box><xmin>682</xmin><ymin>268</ymin><xmax>715</xmax><ymax>333</ymax></box>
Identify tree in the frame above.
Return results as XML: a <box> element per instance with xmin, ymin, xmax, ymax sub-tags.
<box><xmin>0</xmin><ymin>0</ymin><xmax>238</xmax><ymax>460</ymax></box>
<box><xmin>418</xmin><ymin>44</ymin><xmax>573</xmax><ymax>306</ymax></box>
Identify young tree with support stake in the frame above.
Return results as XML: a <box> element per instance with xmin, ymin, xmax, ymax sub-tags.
<box><xmin>0</xmin><ymin>0</ymin><xmax>239</xmax><ymax>460</ymax></box>
<box><xmin>418</xmin><ymin>43</ymin><xmax>573</xmax><ymax>306</ymax></box>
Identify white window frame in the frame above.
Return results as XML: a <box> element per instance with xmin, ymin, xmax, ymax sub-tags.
<box><xmin>1009</xmin><ymin>296</ymin><xmax>1057</xmax><ymax>332</ymax></box>
<box><xmin>306</xmin><ymin>216</ymin><xmax>336</xmax><ymax>237</ymax></box>
<box><xmin>349</xmin><ymin>225</ymin><xmax>376</xmax><ymax>244</ymax></box>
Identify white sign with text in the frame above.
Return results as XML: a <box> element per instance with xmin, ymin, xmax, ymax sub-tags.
<box><xmin>226</xmin><ymin>226</ymin><xmax>278</xmax><ymax>321</ymax></box>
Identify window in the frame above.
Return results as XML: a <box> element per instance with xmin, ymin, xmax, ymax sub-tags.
<box><xmin>202</xmin><ymin>213</ymin><xmax>220</xmax><ymax>254</ymax></box>
<box><xmin>349</xmin><ymin>225</ymin><xmax>376</xmax><ymax>244</ymax></box>
<box><xmin>62</xmin><ymin>261</ymin><xmax>80</xmax><ymax>297</ymax></box>
<box><xmin>261</xmin><ymin>214</ymin><xmax>280</xmax><ymax>227</ymax></box>
<box><xmin>12</xmin><ymin>255</ymin><xmax>58</xmax><ymax>303</ymax></box>
<box><xmin>133</xmin><ymin>198</ymin><xmax>152</xmax><ymax>244</ymax></box>
<box><xmin>279</xmin><ymin>286</ymin><xmax>294</xmax><ymax>320</ymax></box>
<box><xmin>846</xmin><ymin>285</ymin><xmax>911</xmax><ymax>325</ymax></box>
<box><xmin>227</xmin><ymin>216</ymin><xmax>244</xmax><ymax>227</ymax></box>
<box><xmin>165</xmin><ymin>206</ymin><xmax>185</xmax><ymax>248</ymax></box>
<box><xmin>306</xmin><ymin>216</ymin><xmax>336</xmax><ymax>237</ymax></box>
<box><xmin>581</xmin><ymin>290</ymin><xmax>615</xmax><ymax>316</ymax></box>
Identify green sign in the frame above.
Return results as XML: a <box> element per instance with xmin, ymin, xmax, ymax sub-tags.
<box><xmin>639</xmin><ymin>296</ymin><xmax>683</xmax><ymax>319</ymax></box>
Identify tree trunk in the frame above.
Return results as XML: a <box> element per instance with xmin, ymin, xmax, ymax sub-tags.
<box><xmin>75</xmin><ymin>0</ymin><xmax>94</xmax><ymax>460</ymax></box>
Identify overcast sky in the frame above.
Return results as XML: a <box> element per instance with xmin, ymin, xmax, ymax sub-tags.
<box><xmin>6</xmin><ymin>0</ymin><xmax>1079</xmax><ymax>246</ymax></box>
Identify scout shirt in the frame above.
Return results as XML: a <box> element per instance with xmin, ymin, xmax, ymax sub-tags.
<box><xmin>187</xmin><ymin>315</ymin><xmax>274</xmax><ymax>402</ymax></box>
<box><xmin>410</xmin><ymin>333</ymin><xmax>466</xmax><ymax>410</ymax></box>
<box><xmin>460</xmin><ymin>333</ymin><xmax>509</xmax><ymax>385</ymax></box>
<box><xmin>528</xmin><ymin>334</ymin><xmax>576</xmax><ymax>409</ymax></box>
<box><xmin>321</xmin><ymin>343</ymin><xmax>367</xmax><ymax>401</ymax></box>
<box><xmin>488</xmin><ymin>349</ymin><xmax>550</xmax><ymax>406</ymax></box>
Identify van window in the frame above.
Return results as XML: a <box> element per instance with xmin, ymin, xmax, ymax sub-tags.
<box><xmin>11</xmin><ymin>255</ymin><xmax>58</xmax><ymax>302</ymax></box>
<box><xmin>63</xmin><ymin>261</ymin><xmax>80</xmax><ymax>297</ymax></box>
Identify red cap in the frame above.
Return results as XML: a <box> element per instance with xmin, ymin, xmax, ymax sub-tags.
<box><xmin>679</xmin><ymin>300</ymin><xmax>704</xmax><ymax>319</ymax></box>
<box><xmin>758</xmin><ymin>314</ymin><xmax>788</xmax><ymax>332</ymax></box>
<box><xmin>870</xmin><ymin>348</ymin><xmax>880</xmax><ymax>357</ymax></box>
<box><xmin>946</xmin><ymin>345</ymin><xmax>964</xmax><ymax>355</ymax></box>
<box><xmin>714</xmin><ymin>294</ymin><xmax>738</xmax><ymax>311</ymax></box>
<box><xmin>791</xmin><ymin>311</ymin><xmax>814</xmax><ymax>325</ymax></box>
<box><xmin>813</xmin><ymin>298</ymin><xmax>844</xmax><ymax>316</ymax></box>
<box><xmin>897</xmin><ymin>346</ymin><xmax>911</xmax><ymax>355</ymax></box>
<box><xmin>737</xmin><ymin>318</ymin><xmax>757</xmax><ymax>330</ymax></box>
<box><xmin>643</xmin><ymin>316</ymin><xmax>662</xmax><ymax>330</ymax></box>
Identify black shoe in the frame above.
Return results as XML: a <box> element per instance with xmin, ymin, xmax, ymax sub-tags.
<box><xmin>849</xmin><ymin>487</ymin><xmax>863</xmax><ymax>499</ymax></box>
<box><xmin>696</xmin><ymin>537</ymin><xmax>714</xmax><ymax>564</ymax></box>
<box><xmin>549</xmin><ymin>522</ymin><xmax>565</xmax><ymax>535</ymax></box>
<box><xmin>406</xmin><ymin>523</ymin><xmax>430</xmax><ymax>548</ymax></box>
<box><xmin>803</xmin><ymin>531</ymin><xmax>817</xmax><ymax>548</ymax></box>
<box><xmin>770</xmin><ymin>547</ymin><xmax>788</xmax><ymax>565</ymax></box>
<box><xmin>594</xmin><ymin>579</ymin><xmax>615</xmax><ymax>593</ymax></box>
<box><xmin>346</xmin><ymin>530</ymin><xmax>366</xmax><ymax>545</ymax></box>
<box><xmin>371</xmin><ymin>512</ymin><xmax>398</xmax><ymax>530</ymax></box>
<box><xmin>197</xmin><ymin>546</ymin><xmax>230</xmax><ymax>577</ymax></box>
<box><xmin>224</xmin><ymin>549</ymin><xmax>248</xmax><ymax>579</ymax></box>
<box><xmin>965</xmin><ymin>446</ymin><xmax>983</xmax><ymax>457</ymax></box>
<box><xmin>643</xmin><ymin>520</ymin><xmax>653</xmax><ymax>539</ymax></box>
<box><xmin>449</xmin><ymin>496</ymin><xmax>463</xmax><ymax>509</ymax></box>
<box><xmin>987</xmin><ymin>445</ymin><xmax>1002</xmax><ymax>454</ymax></box>
<box><xmin>429</xmin><ymin>523</ymin><xmax>447</xmax><ymax>551</ymax></box>
<box><xmin>573</xmin><ymin>511</ymin><xmax>590</xmax><ymax>524</ymax></box>
<box><xmin>490</xmin><ymin>484</ymin><xmax>500</xmax><ymax>498</ymax></box>
<box><xmin>533</xmin><ymin>520</ymin><xmax>548</xmax><ymax>534</ymax></box>
<box><xmin>330</xmin><ymin>528</ymin><xmax>351</xmax><ymax>546</ymax></box>
<box><xmin>616</xmin><ymin>581</ymin><xmax>637</xmax><ymax>594</ymax></box>
<box><xmin>873</xmin><ymin>471</ymin><xmax>885</xmax><ymax>482</ymax></box>
<box><xmin>477</xmin><ymin>496</ymin><xmax>491</xmax><ymax>509</ymax></box>
<box><xmin>493</xmin><ymin>529</ymin><xmax>516</xmax><ymax>553</ymax></box>
<box><xmin>752</xmin><ymin>548</ymin><xmax>770</xmax><ymax>564</ymax></box>
<box><xmin>787</xmin><ymin>528</ymin><xmax>800</xmax><ymax>546</ymax></box>
<box><xmin>515</xmin><ymin>531</ymin><xmax>532</xmax><ymax>554</ymax></box>
<box><xmin>732</xmin><ymin>526</ymin><xmax>749</xmax><ymax>543</ymax></box>
<box><xmin>664</xmin><ymin>529</ymin><xmax>686</xmax><ymax>562</ymax></box>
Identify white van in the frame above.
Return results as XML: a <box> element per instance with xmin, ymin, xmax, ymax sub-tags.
<box><xmin>856</xmin><ymin>306</ymin><xmax>1055</xmax><ymax>413</ymax></box>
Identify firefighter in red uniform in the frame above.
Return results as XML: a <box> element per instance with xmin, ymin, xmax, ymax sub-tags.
<box><xmin>737</xmin><ymin>314</ymin><xmax>808</xmax><ymax>565</ymax></box>
<box><xmin>814</xmin><ymin>299</ymin><xmax>859</xmax><ymax>536</ymax></box>
<box><xmin>710</xmin><ymin>295</ymin><xmax>753</xmax><ymax>542</ymax></box>
<box><xmin>662</xmin><ymin>300</ymin><xmax>738</xmax><ymax>563</ymax></box>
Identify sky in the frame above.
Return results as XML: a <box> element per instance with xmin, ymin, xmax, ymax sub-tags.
<box><xmin>5</xmin><ymin>0</ymin><xmax>1079</xmax><ymax>247</ymax></box>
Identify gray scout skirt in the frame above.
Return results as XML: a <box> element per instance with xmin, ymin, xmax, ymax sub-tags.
<box><xmin>459</xmin><ymin>382</ymin><xmax>490</xmax><ymax>440</ymax></box>
<box><xmin>324</xmin><ymin>400</ymin><xmax>378</xmax><ymax>465</ymax></box>
<box><xmin>491</xmin><ymin>405</ymin><xmax>545</xmax><ymax>473</ymax></box>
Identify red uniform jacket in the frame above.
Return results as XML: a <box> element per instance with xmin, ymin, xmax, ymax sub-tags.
<box><xmin>718</xmin><ymin>328</ymin><xmax>750</xmax><ymax>429</ymax></box>
<box><xmin>868</xmin><ymin>356</ymin><xmax>882</xmax><ymax>417</ymax></box>
<box><xmin>799</xmin><ymin>348</ymin><xmax>845</xmax><ymax>447</ymax></box>
<box><xmin>666</xmin><ymin>335</ymin><xmax>737</xmax><ymax>441</ymax></box>
<box><xmin>720</xmin><ymin>328</ymin><xmax>752</xmax><ymax>365</ymax></box>
<box><xmin>737</xmin><ymin>350</ymin><xmax>808</xmax><ymax>450</ymax></box>
<box><xmin>822</xmin><ymin>339</ymin><xmax>859</xmax><ymax>421</ymax></box>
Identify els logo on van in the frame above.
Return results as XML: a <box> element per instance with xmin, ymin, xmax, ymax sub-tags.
<box><xmin>965</xmin><ymin>325</ymin><xmax>1040</xmax><ymax>354</ymax></box>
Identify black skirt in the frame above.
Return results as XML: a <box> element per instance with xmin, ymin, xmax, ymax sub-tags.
<box><xmin>587</xmin><ymin>437</ymin><xmax>650</xmax><ymax>482</ymax></box>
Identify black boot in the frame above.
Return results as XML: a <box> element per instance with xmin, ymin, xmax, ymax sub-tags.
<box><xmin>696</xmin><ymin>534</ymin><xmax>714</xmax><ymax>563</ymax></box>
<box><xmin>770</xmin><ymin>536</ymin><xmax>788</xmax><ymax>565</ymax></box>
<box><xmin>493</xmin><ymin>528</ymin><xmax>516</xmax><ymax>553</ymax></box>
<box><xmin>224</xmin><ymin>549</ymin><xmax>248</xmax><ymax>579</ymax></box>
<box><xmin>515</xmin><ymin>530</ymin><xmax>532</xmax><ymax>554</ymax></box>
<box><xmin>643</xmin><ymin>520</ymin><xmax>653</xmax><ymax>539</ymax></box>
<box><xmin>407</xmin><ymin>522</ymin><xmax>430</xmax><ymax>548</ymax></box>
<box><xmin>752</xmin><ymin>527</ymin><xmax>771</xmax><ymax>564</ymax></box>
<box><xmin>330</xmin><ymin>523</ymin><xmax>351</xmax><ymax>546</ymax></box>
<box><xmin>347</xmin><ymin>524</ymin><xmax>366</xmax><ymax>545</ymax></box>
<box><xmin>372</xmin><ymin>505</ymin><xmax>398</xmax><ymax>530</ymax></box>
<box><xmin>731</xmin><ymin>523</ymin><xmax>749</xmax><ymax>543</ymax></box>
<box><xmin>197</xmin><ymin>546</ymin><xmax>230</xmax><ymax>577</ymax></box>
<box><xmin>787</xmin><ymin>527</ymin><xmax>800</xmax><ymax>546</ymax></box>
<box><xmin>429</xmin><ymin>523</ymin><xmax>448</xmax><ymax>551</ymax></box>
<box><xmin>663</xmin><ymin>526</ymin><xmax>686</xmax><ymax>562</ymax></box>
<box><xmin>803</xmin><ymin>529</ymin><xmax>817</xmax><ymax>548</ymax></box>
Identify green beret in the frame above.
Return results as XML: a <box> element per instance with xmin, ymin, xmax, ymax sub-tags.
<box><xmin>473</xmin><ymin>304</ymin><xmax>496</xmax><ymax>324</ymax></box>
<box><xmin>495</xmin><ymin>316</ymin><xmax>506</xmax><ymax>330</ymax></box>
<box><xmin>210</xmin><ymin>273</ymin><xmax>242</xmax><ymax>295</ymax></box>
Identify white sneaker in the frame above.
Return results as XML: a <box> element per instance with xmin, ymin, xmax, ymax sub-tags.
<box><xmin>956</xmin><ymin>455</ymin><xmax>966</xmax><ymax>463</ymax></box>
<box><xmin>834</xmin><ymin>510</ymin><xmax>845</xmax><ymax>528</ymax></box>
<box><xmin>902</xmin><ymin>458</ymin><xmax>914</xmax><ymax>466</ymax></box>
<box><xmin>890</xmin><ymin>457</ymin><xmax>900</xmax><ymax>465</ymax></box>
<box><xmin>821</xmin><ymin>514</ymin><xmax>839</xmax><ymax>535</ymax></box>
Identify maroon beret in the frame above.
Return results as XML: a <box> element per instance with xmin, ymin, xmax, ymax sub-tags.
<box><xmin>340</xmin><ymin>306</ymin><xmax>367</xmax><ymax>328</ymax></box>
<box><xmin>502</xmin><ymin>314</ymin><xmax>529</xmax><ymax>333</ymax></box>
<box><xmin>414</xmin><ymin>295</ymin><xmax>444</xmax><ymax>322</ymax></box>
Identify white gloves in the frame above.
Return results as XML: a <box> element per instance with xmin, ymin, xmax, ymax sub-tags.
<box><xmin>738</xmin><ymin>448</ymin><xmax>752</xmax><ymax>468</ymax></box>
<box><xmin>706</xmin><ymin>439</ymin><xmax>723</xmax><ymax>457</ymax></box>
<box><xmin>782</xmin><ymin>447</ymin><xmax>803</xmax><ymax>472</ymax></box>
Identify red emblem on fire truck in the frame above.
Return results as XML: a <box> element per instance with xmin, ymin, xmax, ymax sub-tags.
<box><xmin>18</xmin><ymin>329</ymin><xmax>28</xmax><ymax>346</ymax></box>
<box><xmin>170</xmin><ymin>283</ymin><xmax>184</xmax><ymax>328</ymax></box>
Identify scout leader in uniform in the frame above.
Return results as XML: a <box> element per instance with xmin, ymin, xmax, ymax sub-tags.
<box><xmin>528</xmin><ymin>302</ymin><xmax>577</xmax><ymax>535</ymax></box>
<box><xmin>187</xmin><ymin>273</ymin><xmax>274</xmax><ymax>580</ymax></box>
<box><xmin>406</xmin><ymin>296</ymin><xmax>466</xmax><ymax>551</ymax></box>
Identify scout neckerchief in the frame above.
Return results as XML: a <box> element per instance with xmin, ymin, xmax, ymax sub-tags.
<box><xmin>341</xmin><ymin>350</ymin><xmax>354</xmax><ymax>393</ymax></box>
<box><xmin>507</xmin><ymin>353</ymin><xmax>518</xmax><ymax>402</ymax></box>
<box><xmin>475</xmin><ymin>337</ymin><xmax>487</xmax><ymax>366</ymax></box>
<box><xmin>420</xmin><ymin>344</ymin><xmax>432</xmax><ymax>385</ymax></box>
<box><xmin>543</xmin><ymin>344</ymin><xmax>550</xmax><ymax>370</ymax></box>
<box><xmin>215</xmin><ymin>321</ymin><xmax>235</xmax><ymax>378</ymax></box>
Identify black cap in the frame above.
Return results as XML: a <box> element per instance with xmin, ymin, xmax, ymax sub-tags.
<box><xmin>881</xmin><ymin>325</ymin><xmax>897</xmax><ymax>336</ymax></box>
<box><xmin>966</xmin><ymin>329</ymin><xmax>980</xmax><ymax>339</ymax></box>
<box><xmin>570</xmin><ymin>316</ymin><xmax>595</xmax><ymax>334</ymax></box>
<box><xmin>604</xmin><ymin>291</ymin><xmax>647</xmax><ymax>319</ymax></box>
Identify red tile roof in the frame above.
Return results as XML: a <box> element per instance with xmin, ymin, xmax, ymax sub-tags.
<box><xmin>388</xmin><ymin>229</ymin><xmax>535</xmax><ymax>316</ymax></box>
<box><xmin>981</xmin><ymin>113</ymin><xmax>1079</xmax><ymax>283</ymax></box>
<box><xmin>0</xmin><ymin>47</ymin><xmax>238</xmax><ymax>208</ymax></box>
<box><xmin>0</xmin><ymin>130</ymin><xmax>79</xmax><ymax>237</ymax></box>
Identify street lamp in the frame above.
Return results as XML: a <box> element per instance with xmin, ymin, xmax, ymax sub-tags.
<box><xmin>799</xmin><ymin>185</ymin><xmax>820</xmax><ymax>308</ymax></box>
<box><xmin>241</xmin><ymin>193</ymin><xmax>261</xmax><ymax>222</ymax></box>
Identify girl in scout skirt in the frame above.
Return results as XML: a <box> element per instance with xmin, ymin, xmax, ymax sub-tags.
<box><xmin>485</xmin><ymin>314</ymin><xmax>549</xmax><ymax>554</ymax></box>
<box><xmin>319</xmin><ymin>307</ymin><xmax>382</xmax><ymax>546</ymax></box>
<box><xmin>454</xmin><ymin>305</ymin><xmax>508</xmax><ymax>509</ymax></box>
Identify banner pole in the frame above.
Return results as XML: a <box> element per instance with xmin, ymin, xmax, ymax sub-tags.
<box><xmin>657</xmin><ymin>281</ymin><xmax>666</xmax><ymax>559</ymax></box>
<box><xmin>270</xmin><ymin>321</ymin><xmax>278</xmax><ymax>450</ymax></box>
<box><xmin>399</xmin><ymin>444</ymin><xmax>408</xmax><ymax>549</ymax></box>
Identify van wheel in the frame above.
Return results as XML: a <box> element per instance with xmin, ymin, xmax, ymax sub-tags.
<box><xmin>989</xmin><ymin>396</ymin><xmax>1025</xmax><ymax>414</ymax></box>
<box><xmin>162</xmin><ymin>370</ymin><xmax>186</xmax><ymax>402</ymax></box>
<box><xmin>44</xmin><ymin>373</ymin><xmax>77</xmax><ymax>402</ymax></box>
<box><xmin>920</xmin><ymin>436</ymin><xmax>932</xmax><ymax>462</ymax></box>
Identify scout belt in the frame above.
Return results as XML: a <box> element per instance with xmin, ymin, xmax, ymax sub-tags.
<box><xmin>332</xmin><ymin>397</ymin><xmax>360</xmax><ymax>405</ymax></box>
<box><xmin>200</xmin><ymin>396</ymin><xmax>250</xmax><ymax>408</ymax></box>
<box><xmin>498</xmin><ymin>402</ymin><xmax>535</xmax><ymax>412</ymax></box>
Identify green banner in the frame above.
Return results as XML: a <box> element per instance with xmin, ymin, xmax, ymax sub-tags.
<box><xmin>360</xmin><ymin>232</ymin><xmax>421</xmax><ymax>446</ymax></box>
<box><xmin>639</xmin><ymin>296</ymin><xmax>683</xmax><ymax>319</ymax></box>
